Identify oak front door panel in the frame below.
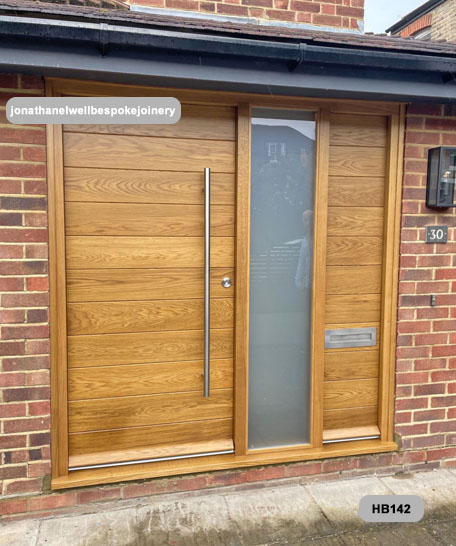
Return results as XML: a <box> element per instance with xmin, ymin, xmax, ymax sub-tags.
<box><xmin>62</xmin><ymin>105</ymin><xmax>236</xmax><ymax>468</ymax></box>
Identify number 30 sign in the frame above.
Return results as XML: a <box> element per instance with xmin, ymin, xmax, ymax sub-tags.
<box><xmin>425</xmin><ymin>226</ymin><xmax>448</xmax><ymax>244</ymax></box>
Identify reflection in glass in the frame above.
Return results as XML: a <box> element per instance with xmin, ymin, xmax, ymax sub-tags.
<box><xmin>248</xmin><ymin>109</ymin><xmax>316</xmax><ymax>449</ymax></box>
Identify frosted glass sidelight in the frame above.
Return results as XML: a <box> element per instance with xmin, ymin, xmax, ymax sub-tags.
<box><xmin>248</xmin><ymin>108</ymin><xmax>316</xmax><ymax>449</ymax></box>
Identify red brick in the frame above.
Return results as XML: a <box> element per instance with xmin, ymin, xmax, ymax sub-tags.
<box><xmin>175</xmin><ymin>476</ymin><xmax>207</xmax><ymax>491</ymax></box>
<box><xmin>22</xmin><ymin>147</ymin><xmax>46</xmax><ymax>162</ymax></box>
<box><xmin>395</xmin><ymin>423</ymin><xmax>428</xmax><ymax>436</ymax></box>
<box><xmin>26</xmin><ymin>339</ymin><xmax>50</xmax><ymax>355</ymax></box>
<box><xmin>2</xmin><ymin>292</ymin><xmax>49</xmax><ymax>307</ymax></box>
<box><xmin>25</xmin><ymin>244</ymin><xmax>48</xmax><ymax>259</ymax></box>
<box><xmin>395</xmin><ymin>397</ymin><xmax>428</xmax><ymax>411</ymax></box>
<box><xmin>393</xmin><ymin>451</ymin><xmax>426</xmax><ymax>465</ymax></box>
<box><xmin>397</xmin><ymin>346</ymin><xmax>430</xmax><ymax>359</ymax></box>
<box><xmin>3</xmin><ymin>416</ymin><xmax>50</xmax><ymax>433</ymax></box>
<box><xmin>0</xmin><ymin>340</ymin><xmax>25</xmax><ymax>356</ymax></box>
<box><xmin>28</xmin><ymin>400</ymin><xmax>51</xmax><ymax>416</ymax></box>
<box><xmin>20</xmin><ymin>75</ymin><xmax>44</xmax><ymax>89</ymax></box>
<box><xmin>430</xmin><ymin>421</ymin><xmax>456</xmax><ymax>433</ymax></box>
<box><xmin>432</xmin><ymin>345</ymin><xmax>456</xmax><ymax>358</ymax></box>
<box><xmin>418</xmin><ymin>255</ymin><xmax>451</xmax><ymax>267</ymax></box>
<box><xmin>5</xmin><ymin>479</ymin><xmax>41</xmax><ymax>496</ymax></box>
<box><xmin>0</xmin><ymin>74</ymin><xmax>19</xmax><ymax>88</ymax></box>
<box><xmin>426</xmin><ymin>118</ymin><xmax>456</xmax><ymax>131</ymax></box>
<box><xmin>414</xmin><ymin>383</ymin><xmax>446</xmax><ymax>396</ymax></box>
<box><xmin>2</xmin><ymin>355</ymin><xmax>50</xmax><ymax>371</ymax></box>
<box><xmin>0</xmin><ymin>180</ymin><xmax>22</xmax><ymax>194</ymax></box>
<box><xmin>0</xmin><ymin>434</ymin><xmax>27</xmax><ymax>449</ymax></box>
<box><xmin>77</xmin><ymin>488</ymin><xmax>121</xmax><ymax>504</ymax></box>
<box><xmin>0</xmin><ymin>212</ymin><xmax>22</xmax><ymax>226</ymax></box>
<box><xmin>207</xmin><ymin>471</ymin><xmax>247</xmax><ymax>487</ymax></box>
<box><xmin>285</xmin><ymin>462</ymin><xmax>323</xmax><ymax>477</ymax></box>
<box><xmin>0</xmin><ymin>373</ymin><xmax>25</xmax><ymax>387</ymax></box>
<box><xmin>3</xmin><ymin>386</ymin><xmax>50</xmax><ymax>403</ymax></box>
<box><xmin>29</xmin><ymin>432</ymin><xmax>50</xmax><ymax>447</ymax></box>
<box><xmin>396</xmin><ymin>372</ymin><xmax>429</xmax><ymax>385</ymax></box>
<box><xmin>28</xmin><ymin>493</ymin><xmax>76</xmax><ymax>512</ymax></box>
<box><xmin>0</xmin><ymin>499</ymin><xmax>27</xmax><ymax>516</ymax></box>
<box><xmin>0</xmin><ymin>465</ymin><xmax>27</xmax><ymax>480</ymax></box>
<box><xmin>27</xmin><ymin>371</ymin><xmax>50</xmax><ymax>386</ymax></box>
<box><xmin>26</xmin><ymin>277</ymin><xmax>49</xmax><ymax>291</ymax></box>
<box><xmin>0</xmin><ymin>245</ymin><xmax>23</xmax><ymax>258</ymax></box>
<box><xmin>397</xmin><ymin>321</ymin><xmax>430</xmax><ymax>334</ymax></box>
<box><xmin>431</xmin><ymin>396</ymin><xmax>456</xmax><ymax>408</ymax></box>
<box><xmin>358</xmin><ymin>453</ymin><xmax>393</xmax><ymax>469</ymax></box>
<box><xmin>247</xmin><ymin>466</ymin><xmax>285</xmax><ymax>482</ymax></box>
<box><xmin>426</xmin><ymin>447</ymin><xmax>456</xmax><ymax>461</ymax></box>
<box><xmin>28</xmin><ymin>461</ymin><xmax>51</xmax><ymax>478</ymax></box>
<box><xmin>2</xmin><ymin>325</ymin><xmax>49</xmax><ymax>340</ymax></box>
<box><xmin>27</xmin><ymin>308</ymin><xmax>48</xmax><ymax>323</ymax></box>
<box><xmin>0</xmin><ymin>402</ymin><xmax>26</xmax><ymax>418</ymax></box>
<box><xmin>0</xmin><ymin>260</ymin><xmax>47</xmax><ymax>275</ymax></box>
<box><xmin>0</xmin><ymin>163</ymin><xmax>46</xmax><ymax>178</ymax></box>
<box><xmin>407</xmin><ymin>104</ymin><xmax>442</xmax><ymax>116</ymax></box>
<box><xmin>417</xmin><ymin>308</ymin><xmax>449</xmax><ymax>319</ymax></box>
<box><xmin>414</xmin><ymin>409</ymin><xmax>445</xmax><ymax>422</ymax></box>
<box><xmin>414</xmin><ymin>333</ymin><xmax>448</xmax><ymax>346</ymax></box>
<box><xmin>312</xmin><ymin>13</ymin><xmax>342</xmax><ymax>25</ymax></box>
<box><xmin>321</xmin><ymin>458</ymin><xmax>356</xmax><ymax>473</ymax></box>
<box><xmin>0</xmin><ymin>277</ymin><xmax>24</xmax><ymax>291</ymax></box>
<box><xmin>23</xmin><ymin>180</ymin><xmax>46</xmax><ymax>195</ymax></box>
<box><xmin>0</xmin><ymin>228</ymin><xmax>47</xmax><ymax>243</ymax></box>
<box><xmin>290</xmin><ymin>0</ymin><xmax>319</xmax><ymax>11</ymax></box>
<box><xmin>412</xmin><ymin>435</ymin><xmax>445</xmax><ymax>448</ymax></box>
<box><xmin>121</xmin><ymin>481</ymin><xmax>167</xmax><ymax>499</ymax></box>
<box><xmin>265</xmin><ymin>8</ymin><xmax>295</xmax><ymax>19</ymax></box>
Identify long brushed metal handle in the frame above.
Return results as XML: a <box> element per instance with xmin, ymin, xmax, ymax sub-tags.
<box><xmin>204</xmin><ymin>167</ymin><xmax>211</xmax><ymax>398</ymax></box>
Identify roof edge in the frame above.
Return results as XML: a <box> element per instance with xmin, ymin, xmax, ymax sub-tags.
<box><xmin>386</xmin><ymin>0</ymin><xmax>446</xmax><ymax>34</ymax></box>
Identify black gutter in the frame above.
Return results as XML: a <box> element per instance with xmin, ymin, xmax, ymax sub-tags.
<box><xmin>1</xmin><ymin>15</ymin><xmax>456</xmax><ymax>76</ymax></box>
<box><xmin>386</xmin><ymin>0</ymin><xmax>445</xmax><ymax>34</ymax></box>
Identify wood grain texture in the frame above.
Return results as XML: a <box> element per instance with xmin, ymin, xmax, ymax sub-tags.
<box><xmin>67</xmin><ymin>299</ymin><xmax>233</xmax><ymax>335</ymax></box>
<box><xmin>68</xmin><ymin>359</ymin><xmax>233</xmax><ymax>400</ymax></box>
<box><xmin>328</xmin><ymin>177</ymin><xmax>385</xmax><ymax>208</ymax></box>
<box><xmin>64</xmin><ymin>168</ymin><xmax>235</xmax><ymax>205</ymax></box>
<box><xmin>65</xmin><ymin>236</ymin><xmax>234</xmax><ymax>269</ymax></box>
<box><xmin>64</xmin><ymin>104</ymin><xmax>236</xmax><ymax>141</ymax></box>
<box><xmin>47</xmin><ymin>117</ymin><xmax>69</xmax><ymax>478</ymax></box>
<box><xmin>67</xmin><ymin>268</ymin><xmax>234</xmax><ymax>303</ymax></box>
<box><xmin>323</xmin><ymin>406</ymin><xmax>379</xmax><ymax>430</ymax></box>
<box><xmin>324</xmin><ymin>350</ymin><xmax>379</xmax><ymax>382</ymax></box>
<box><xmin>69</xmin><ymin>438</ymin><xmax>234</xmax><ymax>468</ymax></box>
<box><xmin>327</xmin><ymin>207</ymin><xmax>384</xmax><ymax>237</ymax></box>
<box><xmin>65</xmin><ymin>202</ymin><xmax>234</xmax><ymax>237</ymax></box>
<box><xmin>326</xmin><ymin>266</ymin><xmax>382</xmax><ymax>295</ymax></box>
<box><xmin>69</xmin><ymin>388</ymin><xmax>233</xmax><ymax>432</ymax></box>
<box><xmin>234</xmin><ymin>103</ymin><xmax>251</xmax><ymax>455</ymax></box>
<box><xmin>325</xmin><ymin>294</ymin><xmax>381</xmax><ymax>324</ymax></box>
<box><xmin>323</xmin><ymin>426</ymin><xmax>380</xmax><ymax>442</ymax></box>
<box><xmin>69</xmin><ymin>418</ymin><xmax>233</xmax><ymax>460</ymax></box>
<box><xmin>311</xmin><ymin>107</ymin><xmax>331</xmax><ymax>449</ymax></box>
<box><xmin>323</xmin><ymin>379</ymin><xmax>378</xmax><ymax>410</ymax></box>
<box><xmin>64</xmin><ymin>133</ymin><xmax>235</xmax><ymax>173</ymax></box>
<box><xmin>329</xmin><ymin>147</ymin><xmax>386</xmax><ymax>177</ymax></box>
<box><xmin>326</xmin><ymin>237</ymin><xmax>383</xmax><ymax>266</ymax></box>
<box><xmin>329</xmin><ymin>114</ymin><xmax>388</xmax><ymax>147</ymax></box>
<box><xmin>67</xmin><ymin>328</ymin><xmax>234</xmax><ymax>367</ymax></box>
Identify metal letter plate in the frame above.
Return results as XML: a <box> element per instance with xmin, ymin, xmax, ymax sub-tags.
<box><xmin>325</xmin><ymin>327</ymin><xmax>377</xmax><ymax>349</ymax></box>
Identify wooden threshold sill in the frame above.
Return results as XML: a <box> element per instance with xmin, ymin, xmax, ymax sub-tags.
<box><xmin>52</xmin><ymin>438</ymin><xmax>397</xmax><ymax>490</ymax></box>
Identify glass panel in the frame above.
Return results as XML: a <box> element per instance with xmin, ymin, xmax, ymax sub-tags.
<box><xmin>248</xmin><ymin>108</ymin><xmax>316</xmax><ymax>450</ymax></box>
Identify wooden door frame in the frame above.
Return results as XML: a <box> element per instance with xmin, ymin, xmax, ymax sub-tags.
<box><xmin>47</xmin><ymin>77</ymin><xmax>403</xmax><ymax>490</ymax></box>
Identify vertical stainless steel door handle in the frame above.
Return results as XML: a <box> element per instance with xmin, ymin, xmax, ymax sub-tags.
<box><xmin>204</xmin><ymin>167</ymin><xmax>210</xmax><ymax>398</ymax></box>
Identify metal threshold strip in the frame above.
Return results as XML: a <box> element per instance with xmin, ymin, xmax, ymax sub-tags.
<box><xmin>69</xmin><ymin>449</ymin><xmax>235</xmax><ymax>471</ymax></box>
<box><xmin>323</xmin><ymin>435</ymin><xmax>380</xmax><ymax>445</ymax></box>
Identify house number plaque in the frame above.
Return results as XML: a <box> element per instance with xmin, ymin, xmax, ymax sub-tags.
<box><xmin>425</xmin><ymin>226</ymin><xmax>448</xmax><ymax>244</ymax></box>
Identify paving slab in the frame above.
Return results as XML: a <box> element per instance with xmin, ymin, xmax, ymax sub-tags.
<box><xmin>426</xmin><ymin>520</ymin><xmax>456</xmax><ymax>546</ymax></box>
<box><xmin>340</xmin><ymin>524</ymin><xmax>441</xmax><ymax>546</ymax></box>
<box><xmin>37</xmin><ymin>507</ymin><xmax>138</xmax><ymax>546</ymax></box>
<box><xmin>0</xmin><ymin>519</ymin><xmax>39</xmax><ymax>546</ymax></box>
<box><xmin>306</xmin><ymin>477</ymin><xmax>392</xmax><ymax>531</ymax></box>
<box><xmin>136</xmin><ymin>495</ymin><xmax>241</xmax><ymax>546</ymax></box>
<box><xmin>224</xmin><ymin>484</ymin><xmax>333</xmax><ymax>545</ymax></box>
<box><xmin>381</xmin><ymin>469</ymin><xmax>456</xmax><ymax>520</ymax></box>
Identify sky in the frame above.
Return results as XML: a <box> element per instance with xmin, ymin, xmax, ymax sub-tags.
<box><xmin>364</xmin><ymin>0</ymin><xmax>427</xmax><ymax>34</ymax></box>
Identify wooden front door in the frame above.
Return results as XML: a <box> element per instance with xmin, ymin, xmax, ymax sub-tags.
<box><xmin>62</xmin><ymin>105</ymin><xmax>236</xmax><ymax>468</ymax></box>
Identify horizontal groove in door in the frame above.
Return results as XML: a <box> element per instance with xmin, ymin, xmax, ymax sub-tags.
<box><xmin>64</xmin><ymin>104</ymin><xmax>236</xmax><ymax>141</ymax></box>
<box><xmin>324</xmin><ymin>379</ymin><xmax>379</xmax><ymax>411</ymax></box>
<box><xmin>326</xmin><ymin>266</ymin><xmax>382</xmax><ymax>295</ymax></box>
<box><xmin>328</xmin><ymin>177</ymin><xmax>385</xmax><ymax>208</ymax></box>
<box><xmin>329</xmin><ymin>146</ymin><xmax>387</xmax><ymax>177</ymax></box>
<box><xmin>67</xmin><ymin>328</ymin><xmax>234</xmax><ymax>367</ymax></box>
<box><xmin>324</xmin><ymin>350</ymin><xmax>379</xmax><ymax>381</ymax></box>
<box><xmin>68</xmin><ymin>389</ymin><xmax>234</xmax><ymax>433</ymax></box>
<box><xmin>326</xmin><ymin>237</ymin><xmax>383</xmax><ymax>266</ymax></box>
<box><xmin>329</xmin><ymin>114</ymin><xmax>388</xmax><ymax>147</ymax></box>
<box><xmin>327</xmin><ymin>207</ymin><xmax>384</xmax><ymax>237</ymax></box>
<box><xmin>325</xmin><ymin>294</ymin><xmax>382</xmax><ymax>324</ymax></box>
<box><xmin>324</xmin><ymin>406</ymin><xmax>379</xmax><ymax>431</ymax></box>
<box><xmin>69</xmin><ymin>418</ymin><xmax>233</xmax><ymax>463</ymax></box>
<box><xmin>67</xmin><ymin>268</ymin><xmax>234</xmax><ymax>303</ymax></box>
<box><xmin>65</xmin><ymin>203</ymin><xmax>235</xmax><ymax>237</ymax></box>
<box><xmin>67</xmin><ymin>299</ymin><xmax>234</xmax><ymax>335</ymax></box>
<box><xmin>68</xmin><ymin>359</ymin><xmax>233</xmax><ymax>400</ymax></box>
<box><xmin>65</xmin><ymin>236</ymin><xmax>235</xmax><ymax>269</ymax></box>
<box><xmin>64</xmin><ymin>133</ymin><xmax>236</xmax><ymax>173</ymax></box>
<box><xmin>64</xmin><ymin>168</ymin><xmax>235</xmax><ymax>205</ymax></box>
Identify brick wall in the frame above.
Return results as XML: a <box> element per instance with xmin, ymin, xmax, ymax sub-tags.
<box><xmin>0</xmin><ymin>75</ymin><xmax>51</xmax><ymax>501</ymax></box>
<box><xmin>398</xmin><ymin>13</ymin><xmax>432</xmax><ymax>38</ymax></box>
<box><xmin>431</xmin><ymin>0</ymin><xmax>456</xmax><ymax>42</ymax></box>
<box><xmin>1</xmin><ymin>77</ymin><xmax>456</xmax><ymax>521</ymax></box>
<box><xmin>396</xmin><ymin>102</ymin><xmax>456</xmax><ymax>458</ymax></box>
<box><xmin>127</xmin><ymin>0</ymin><xmax>365</xmax><ymax>30</ymax></box>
